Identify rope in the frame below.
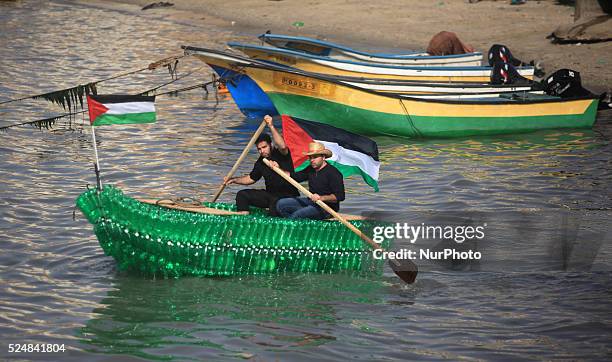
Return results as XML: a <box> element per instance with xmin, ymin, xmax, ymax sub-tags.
<box><xmin>0</xmin><ymin>54</ymin><xmax>191</xmax><ymax>106</ymax></box>
<box><xmin>0</xmin><ymin>111</ymin><xmax>87</xmax><ymax>132</ymax></box>
<box><xmin>149</xmin><ymin>71</ymin><xmax>242</xmax><ymax>97</ymax></box>
<box><xmin>0</xmin><ymin>70</ymin><xmax>242</xmax><ymax>132</ymax></box>
<box><xmin>399</xmin><ymin>99</ymin><xmax>423</xmax><ymax>138</ymax></box>
<box><xmin>137</xmin><ymin>66</ymin><xmax>204</xmax><ymax>96</ymax></box>
<box><xmin>153</xmin><ymin>81</ymin><xmax>214</xmax><ymax>97</ymax></box>
<box><xmin>0</xmin><ymin>79</ymin><xmax>231</xmax><ymax>132</ymax></box>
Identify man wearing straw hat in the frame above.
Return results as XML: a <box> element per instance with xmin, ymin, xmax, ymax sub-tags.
<box><xmin>272</xmin><ymin>142</ymin><xmax>345</xmax><ymax>220</ymax></box>
<box><xmin>224</xmin><ymin>115</ymin><xmax>299</xmax><ymax>216</ymax></box>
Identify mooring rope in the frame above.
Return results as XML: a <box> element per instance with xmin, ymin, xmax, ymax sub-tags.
<box><xmin>0</xmin><ymin>72</ymin><xmax>242</xmax><ymax>132</ymax></box>
<box><xmin>137</xmin><ymin>65</ymin><xmax>205</xmax><ymax>96</ymax></box>
<box><xmin>0</xmin><ymin>54</ymin><xmax>191</xmax><ymax>106</ymax></box>
<box><xmin>399</xmin><ymin>98</ymin><xmax>423</xmax><ymax>138</ymax></box>
<box><xmin>0</xmin><ymin>111</ymin><xmax>87</xmax><ymax>132</ymax></box>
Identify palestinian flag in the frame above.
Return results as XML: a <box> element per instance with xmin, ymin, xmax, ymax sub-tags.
<box><xmin>87</xmin><ymin>95</ymin><xmax>156</xmax><ymax>126</ymax></box>
<box><xmin>282</xmin><ymin>115</ymin><xmax>380</xmax><ymax>191</ymax></box>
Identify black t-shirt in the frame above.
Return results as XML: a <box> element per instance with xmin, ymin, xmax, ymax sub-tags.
<box><xmin>250</xmin><ymin>148</ymin><xmax>299</xmax><ymax>197</ymax></box>
<box><xmin>294</xmin><ymin>163</ymin><xmax>345</xmax><ymax>211</ymax></box>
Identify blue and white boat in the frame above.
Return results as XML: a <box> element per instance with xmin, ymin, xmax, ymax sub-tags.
<box><xmin>228</xmin><ymin>42</ymin><xmax>534</xmax><ymax>82</ymax></box>
<box><xmin>259</xmin><ymin>33</ymin><xmax>483</xmax><ymax>66</ymax></box>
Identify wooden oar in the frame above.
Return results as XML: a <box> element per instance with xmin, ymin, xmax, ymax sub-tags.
<box><xmin>263</xmin><ymin>158</ymin><xmax>418</xmax><ymax>284</ymax></box>
<box><xmin>211</xmin><ymin>120</ymin><xmax>267</xmax><ymax>202</ymax></box>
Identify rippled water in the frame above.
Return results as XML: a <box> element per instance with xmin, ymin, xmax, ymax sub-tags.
<box><xmin>1</xmin><ymin>1</ymin><xmax>611</xmax><ymax>360</ymax></box>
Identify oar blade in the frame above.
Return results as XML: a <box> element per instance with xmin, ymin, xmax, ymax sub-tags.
<box><xmin>388</xmin><ymin>258</ymin><xmax>418</xmax><ymax>284</ymax></box>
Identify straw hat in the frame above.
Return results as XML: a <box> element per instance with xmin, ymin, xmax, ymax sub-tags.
<box><xmin>303</xmin><ymin>142</ymin><xmax>332</xmax><ymax>158</ymax></box>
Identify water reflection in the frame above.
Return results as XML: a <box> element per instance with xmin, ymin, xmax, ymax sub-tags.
<box><xmin>80</xmin><ymin>274</ymin><xmax>387</xmax><ymax>360</ymax></box>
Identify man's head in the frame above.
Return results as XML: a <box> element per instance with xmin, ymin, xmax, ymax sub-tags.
<box><xmin>308</xmin><ymin>154</ymin><xmax>326</xmax><ymax>170</ymax></box>
<box><xmin>304</xmin><ymin>142</ymin><xmax>332</xmax><ymax>170</ymax></box>
<box><xmin>255</xmin><ymin>133</ymin><xmax>272</xmax><ymax>158</ymax></box>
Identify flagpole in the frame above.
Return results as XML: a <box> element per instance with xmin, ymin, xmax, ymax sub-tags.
<box><xmin>211</xmin><ymin>119</ymin><xmax>267</xmax><ymax>202</ymax></box>
<box><xmin>90</xmin><ymin>125</ymin><xmax>103</xmax><ymax>191</ymax></box>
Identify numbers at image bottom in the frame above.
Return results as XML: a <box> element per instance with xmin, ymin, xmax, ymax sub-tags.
<box><xmin>8</xmin><ymin>344</ymin><xmax>66</xmax><ymax>353</ymax></box>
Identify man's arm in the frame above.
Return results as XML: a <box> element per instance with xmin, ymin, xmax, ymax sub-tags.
<box><xmin>311</xmin><ymin>169</ymin><xmax>345</xmax><ymax>202</ymax></box>
<box><xmin>310</xmin><ymin>193</ymin><xmax>338</xmax><ymax>203</ymax></box>
<box><xmin>224</xmin><ymin>174</ymin><xmax>256</xmax><ymax>186</ymax></box>
<box><xmin>264</xmin><ymin>115</ymin><xmax>288</xmax><ymax>155</ymax></box>
<box><xmin>330</xmin><ymin>171</ymin><xmax>345</xmax><ymax>202</ymax></box>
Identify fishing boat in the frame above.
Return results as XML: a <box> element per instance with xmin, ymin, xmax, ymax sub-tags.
<box><xmin>210</xmin><ymin>63</ymin><xmax>278</xmax><ymax>119</ymax></box>
<box><xmin>259</xmin><ymin>33</ymin><xmax>484</xmax><ymax>66</ymax></box>
<box><xmin>186</xmin><ymin>47</ymin><xmax>540</xmax><ymax>118</ymax></box>
<box><xmin>184</xmin><ymin>46</ymin><xmax>598</xmax><ymax>138</ymax></box>
<box><xmin>228</xmin><ymin>42</ymin><xmax>534</xmax><ymax>82</ymax></box>
<box><xmin>76</xmin><ymin>186</ymin><xmax>387</xmax><ymax>277</ymax></box>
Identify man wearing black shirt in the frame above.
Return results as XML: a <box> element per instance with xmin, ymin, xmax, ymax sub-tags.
<box><xmin>274</xmin><ymin>142</ymin><xmax>345</xmax><ymax>220</ymax></box>
<box><xmin>224</xmin><ymin>115</ymin><xmax>298</xmax><ymax>216</ymax></box>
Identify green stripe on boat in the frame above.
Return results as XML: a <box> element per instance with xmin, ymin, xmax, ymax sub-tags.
<box><xmin>269</xmin><ymin>93</ymin><xmax>599</xmax><ymax>138</ymax></box>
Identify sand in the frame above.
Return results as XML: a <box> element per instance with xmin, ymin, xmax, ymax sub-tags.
<box><xmin>97</xmin><ymin>0</ymin><xmax>611</xmax><ymax>92</ymax></box>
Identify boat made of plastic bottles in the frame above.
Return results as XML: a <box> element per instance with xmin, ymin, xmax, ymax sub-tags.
<box><xmin>76</xmin><ymin>186</ymin><xmax>386</xmax><ymax>278</ymax></box>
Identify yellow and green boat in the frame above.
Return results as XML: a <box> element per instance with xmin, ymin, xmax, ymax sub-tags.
<box><xmin>187</xmin><ymin>46</ymin><xmax>599</xmax><ymax>138</ymax></box>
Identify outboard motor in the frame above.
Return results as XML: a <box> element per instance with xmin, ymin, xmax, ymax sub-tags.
<box><xmin>490</xmin><ymin>61</ymin><xmax>531</xmax><ymax>85</ymax></box>
<box><xmin>488</xmin><ymin>44</ymin><xmax>523</xmax><ymax>67</ymax></box>
<box><xmin>542</xmin><ymin>69</ymin><xmax>593</xmax><ymax>98</ymax></box>
<box><xmin>488</xmin><ymin>44</ymin><xmax>545</xmax><ymax>78</ymax></box>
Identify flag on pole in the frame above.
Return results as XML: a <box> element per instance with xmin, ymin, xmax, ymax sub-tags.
<box><xmin>87</xmin><ymin>95</ymin><xmax>156</xmax><ymax>126</ymax></box>
<box><xmin>281</xmin><ymin>115</ymin><xmax>381</xmax><ymax>191</ymax></box>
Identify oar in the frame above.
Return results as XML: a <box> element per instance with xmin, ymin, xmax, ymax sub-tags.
<box><xmin>211</xmin><ymin>120</ymin><xmax>267</xmax><ymax>202</ymax></box>
<box><xmin>263</xmin><ymin>159</ymin><xmax>418</xmax><ymax>284</ymax></box>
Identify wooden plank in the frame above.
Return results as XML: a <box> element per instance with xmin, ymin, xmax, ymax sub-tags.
<box><xmin>138</xmin><ymin>198</ymin><xmax>242</xmax><ymax>215</ymax></box>
<box><xmin>137</xmin><ymin>198</ymin><xmax>367</xmax><ymax>220</ymax></box>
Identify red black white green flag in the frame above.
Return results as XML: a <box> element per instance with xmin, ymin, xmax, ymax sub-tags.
<box><xmin>87</xmin><ymin>95</ymin><xmax>156</xmax><ymax>126</ymax></box>
<box><xmin>281</xmin><ymin>115</ymin><xmax>380</xmax><ymax>191</ymax></box>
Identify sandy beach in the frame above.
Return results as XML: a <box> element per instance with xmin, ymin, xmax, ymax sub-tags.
<box><xmin>99</xmin><ymin>0</ymin><xmax>611</xmax><ymax>92</ymax></box>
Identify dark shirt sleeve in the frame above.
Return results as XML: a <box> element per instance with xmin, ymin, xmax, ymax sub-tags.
<box><xmin>280</xmin><ymin>149</ymin><xmax>294</xmax><ymax>170</ymax></box>
<box><xmin>249</xmin><ymin>159</ymin><xmax>263</xmax><ymax>182</ymax></box>
<box><xmin>278</xmin><ymin>149</ymin><xmax>295</xmax><ymax>175</ymax></box>
<box><xmin>293</xmin><ymin>166</ymin><xmax>310</xmax><ymax>183</ymax></box>
<box><xmin>329</xmin><ymin>168</ymin><xmax>345</xmax><ymax>202</ymax></box>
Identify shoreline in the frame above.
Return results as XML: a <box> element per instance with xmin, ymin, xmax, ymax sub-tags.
<box><xmin>92</xmin><ymin>0</ymin><xmax>610</xmax><ymax>92</ymax></box>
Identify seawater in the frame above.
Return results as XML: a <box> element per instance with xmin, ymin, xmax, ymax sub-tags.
<box><xmin>1</xmin><ymin>1</ymin><xmax>611</xmax><ymax>360</ymax></box>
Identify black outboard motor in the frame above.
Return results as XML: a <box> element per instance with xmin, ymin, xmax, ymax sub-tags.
<box><xmin>490</xmin><ymin>61</ymin><xmax>532</xmax><ymax>85</ymax></box>
<box><xmin>488</xmin><ymin>44</ymin><xmax>524</xmax><ymax>67</ymax></box>
<box><xmin>488</xmin><ymin>44</ymin><xmax>545</xmax><ymax>78</ymax></box>
<box><xmin>542</xmin><ymin>69</ymin><xmax>611</xmax><ymax>110</ymax></box>
<box><xmin>542</xmin><ymin>69</ymin><xmax>594</xmax><ymax>98</ymax></box>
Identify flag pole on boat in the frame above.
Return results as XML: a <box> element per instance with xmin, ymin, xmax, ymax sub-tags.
<box><xmin>90</xmin><ymin>125</ymin><xmax>103</xmax><ymax>191</ymax></box>
<box><xmin>211</xmin><ymin>119</ymin><xmax>267</xmax><ymax>202</ymax></box>
<box><xmin>263</xmin><ymin>158</ymin><xmax>418</xmax><ymax>284</ymax></box>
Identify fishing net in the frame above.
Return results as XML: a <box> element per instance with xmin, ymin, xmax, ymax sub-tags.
<box><xmin>76</xmin><ymin>186</ymin><xmax>388</xmax><ymax>278</ymax></box>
